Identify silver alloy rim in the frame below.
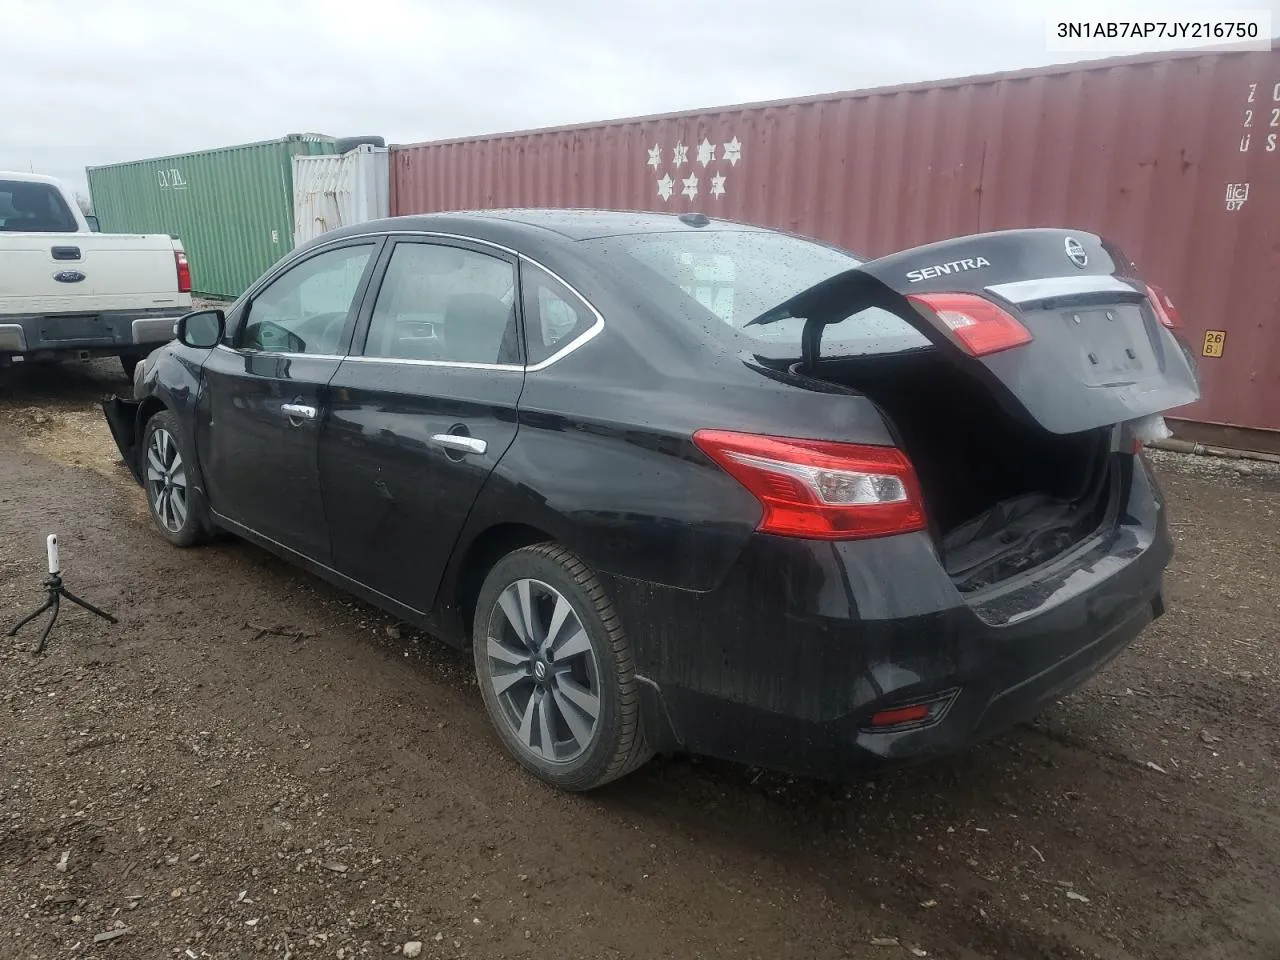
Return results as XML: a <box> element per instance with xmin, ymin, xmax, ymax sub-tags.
<box><xmin>145</xmin><ymin>427</ymin><xmax>188</xmax><ymax>533</ymax></box>
<box><xmin>485</xmin><ymin>578</ymin><xmax>601</xmax><ymax>763</ymax></box>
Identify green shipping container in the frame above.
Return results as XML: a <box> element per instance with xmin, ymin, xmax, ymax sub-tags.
<box><xmin>86</xmin><ymin>134</ymin><xmax>340</xmax><ymax>299</ymax></box>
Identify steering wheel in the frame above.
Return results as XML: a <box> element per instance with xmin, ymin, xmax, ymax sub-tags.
<box><xmin>304</xmin><ymin>312</ymin><xmax>350</xmax><ymax>353</ymax></box>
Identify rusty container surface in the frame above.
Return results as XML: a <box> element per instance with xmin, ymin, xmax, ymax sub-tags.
<box><xmin>392</xmin><ymin>47</ymin><xmax>1279</xmax><ymax>434</ymax></box>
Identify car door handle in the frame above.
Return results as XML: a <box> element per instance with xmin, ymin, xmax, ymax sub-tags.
<box><xmin>281</xmin><ymin>402</ymin><xmax>317</xmax><ymax>422</ymax></box>
<box><xmin>430</xmin><ymin>434</ymin><xmax>487</xmax><ymax>456</ymax></box>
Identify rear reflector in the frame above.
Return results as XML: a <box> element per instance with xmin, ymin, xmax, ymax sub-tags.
<box><xmin>866</xmin><ymin>690</ymin><xmax>959</xmax><ymax>730</ymax></box>
<box><xmin>906</xmin><ymin>292</ymin><xmax>1033</xmax><ymax>357</ymax></box>
<box><xmin>1146</xmin><ymin>283</ymin><xmax>1182</xmax><ymax>329</ymax></box>
<box><xmin>692</xmin><ymin>430</ymin><xmax>926</xmax><ymax>540</ymax></box>
<box><xmin>175</xmin><ymin>250</ymin><xmax>192</xmax><ymax>294</ymax></box>
<box><xmin>870</xmin><ymin>704</ymin><xmax>931</xmax><ymax>727</ymax></box>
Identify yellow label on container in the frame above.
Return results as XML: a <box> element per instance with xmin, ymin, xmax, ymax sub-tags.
<box><xmin>1202</xmin><ymin>330</ymin><xmax>1226</xmax><ymax>358</ymax></box>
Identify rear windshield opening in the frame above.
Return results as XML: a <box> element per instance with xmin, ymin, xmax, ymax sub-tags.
<box><xmin>0</xmin><ymin>179</ymin><xmax>79</xmax><ymax>233</ymax></box>
<box><xmin>586</xmin><ymin>229</ymin><xmax>931</xmax><ymax>356</ymax></box>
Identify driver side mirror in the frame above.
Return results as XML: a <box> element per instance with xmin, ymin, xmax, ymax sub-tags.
<box><xmin>84</xmin><ymin>215</ymin><xmax>101</xmax><ymax>233</ymax></box>
<box><xmin>176</xmin><ymin>309</ymin><xmax>225</xmax><ymax>349</ymax></box>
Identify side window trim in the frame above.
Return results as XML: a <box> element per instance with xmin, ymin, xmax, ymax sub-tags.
<box><xmin>348</xmin><ymin>235</ymin><xmax>524</xmax><ymax>368</ymax></box>
<box><xmin>347</xmin><ymin>238</ymin><xmax>398</xmax><ymax>359</ymax></box>
<box><xmin>230</xmin><ymin>236</ymin><xmax>385</xmax><ymax>356</ymax></box>
<box><xmin>217</xmin><ymin>228</ymin><xmax>605</xmax><ymax>370</ymax></box>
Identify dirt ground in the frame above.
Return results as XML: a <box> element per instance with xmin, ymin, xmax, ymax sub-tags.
<box><xmin>1</xmin><ymin>359</ymin><xmax>1277</xmax><ymax>960</ymax></box>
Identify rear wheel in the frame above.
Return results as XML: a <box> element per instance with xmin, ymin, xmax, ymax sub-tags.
<box><xmin>472</xmin><ymin>543</ymin><xmax>652</xmax><ymax>791</ymax></box>
<box><xmin>141</xmin><ymin>410</ymin><xmax>208</xmax><ymax>548</ymax></box>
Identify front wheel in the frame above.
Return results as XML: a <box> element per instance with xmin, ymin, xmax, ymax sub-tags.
<box><xmin>473</xmin><ymin>543</ymin><xmax>652</xmax><ymax>791</ymax></box>
<box><xmin>141</xmin><ymin>410</ymin><xmax>208</xmax><ymax>548</ymax></box>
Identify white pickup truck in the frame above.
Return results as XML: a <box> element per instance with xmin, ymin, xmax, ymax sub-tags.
<box><xmin>0</xmin><ymin>171</ymin><xmax>192</xmax><ymax>378</ymax></box>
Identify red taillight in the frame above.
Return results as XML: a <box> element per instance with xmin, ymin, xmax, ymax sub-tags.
<box><xmin>906</xmin><ymin>292</ymin><xmax>1033</xmax><ymax>357</ymax></box>
<box><xmin>175</xmin><ymin>250</ymin><xmax>192</xmax><ymax>294</ymax></box>
<box><xmin>692</xmin><ymin>430</ymin><xmax>926</xmax><ymax>540</ymax></box>
<box><xmin>1146</xmin><ymin>283</ymin><xmax>1182</xmax><ymax>329</ymax></box>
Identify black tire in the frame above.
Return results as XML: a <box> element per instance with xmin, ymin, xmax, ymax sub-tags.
<box><xmin>140</xmin><ymin>410</ymin><xmax>209</xmax><ymax>548</ymax></box>
<box><xmin>472</xmin><ymin>543</ymin><xmax>652</xmax><ymax>791</ymax></box>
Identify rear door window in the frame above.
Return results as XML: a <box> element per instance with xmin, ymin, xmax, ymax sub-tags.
<box><xmin>0</xmin><ymin>179</ymin><xmax>78</xmax><ymax>233</ymax></box>
<box><xmin>362</xmin><ymin>242</ymin><xmax>520</xmax><ymax>365</ymax></box>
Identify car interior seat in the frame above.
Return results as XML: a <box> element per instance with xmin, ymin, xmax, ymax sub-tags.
<box><xmin>443</xmin><ymin>292</ymin><xmax>519</xmax><ymax>364</ymax></box>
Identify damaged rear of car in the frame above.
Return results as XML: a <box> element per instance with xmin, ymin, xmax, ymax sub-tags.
<box><xmin>586</xmin><ymin>223</ymin><xmax>1199</xmax><ymax>775</ymax></box>
<box><xmin>740</xmin><ymin>228</ymin><xmax>1198</xmax><ymax>592</ymax></box>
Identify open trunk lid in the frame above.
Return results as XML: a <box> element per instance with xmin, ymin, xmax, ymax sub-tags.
<box><xmin>749</xmin><ymin>228</ymin><xmax>1200</xmax><ymax>435</ymax></box>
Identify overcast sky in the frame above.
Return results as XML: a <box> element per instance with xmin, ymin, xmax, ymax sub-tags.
<box><xmin>2</xmin><ymin>0</ymin><xmax>1275</xmax><ymax>193</ymax></box>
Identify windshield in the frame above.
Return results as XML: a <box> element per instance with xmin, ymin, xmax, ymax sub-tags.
<box><xmin>0</xmin><ymin>179</ymin><xmax>79</xmax><ymax>233</ymax></box>
<box><xmin>587</xmin><ymin>229</ymin><xmax>929</xmax><ymax>353</ymax></box>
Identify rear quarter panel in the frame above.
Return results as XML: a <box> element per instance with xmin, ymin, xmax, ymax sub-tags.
<box><xmin>437</xmin><ymin>297</ymin><xmax>902</xmax><ymax>620</ymax></box>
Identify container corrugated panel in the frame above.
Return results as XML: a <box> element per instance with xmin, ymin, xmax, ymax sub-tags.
<box><xmin>292</xmin><ymin>145</ymin><xmax>390</xmax><ymax>247</ymax></box>
<box><xmin>391</xmin><ymin>47</ymin><xmax>1280</xmax><ymax>434</ymax></box>
<box><xmin>88</xmin><ymin>135</ymin><xmax>339</xmax><ymax>299</ymax></box>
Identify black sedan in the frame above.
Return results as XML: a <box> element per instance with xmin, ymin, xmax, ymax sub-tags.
<box><xmin>103</xmin><ymin>210</ymin><xmax>1200</xmax><ymax>790</ymax></box>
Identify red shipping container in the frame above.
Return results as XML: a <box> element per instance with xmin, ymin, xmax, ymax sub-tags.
<box><xmin>392</xmin><ymin>47</ymin><xmax>1280</xmax><ymax>439</ymax></box>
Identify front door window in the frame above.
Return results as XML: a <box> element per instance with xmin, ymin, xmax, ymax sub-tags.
<box><xmin>241</xmin><ymin>244</ymin><xmax>375</xmax><ymax>355</ymax></box>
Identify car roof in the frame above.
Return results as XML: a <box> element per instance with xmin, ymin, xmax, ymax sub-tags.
<box><xmin>323</xmin><ymin>208</ymin><xmax>770</xmax><ymax>247</ymax></box>
<box><xmin>458</xmin><ymin>209</ymin><xmax>770</xmax><ymax>240</ymax></box>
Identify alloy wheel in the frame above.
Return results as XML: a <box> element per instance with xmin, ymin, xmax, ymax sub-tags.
<box><xmin>485</xmin><ymin>578</ymin><xmax>602</xmax><ymax>763</ymax></box>
<box><xmin>145</xmin><ymin>427</ymin><xmax>188</xmax><ymax>533</ymax></box>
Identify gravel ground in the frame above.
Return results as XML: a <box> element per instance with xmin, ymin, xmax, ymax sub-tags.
<box><xmin>0</xmin><ymin>359</ymin><xmax>1277</xmax><ymax>960</ymax></box>
<box><xmin>190</xmin><ymin>298</ymin><xmax>232</xmax><ymax>312</ymax></box>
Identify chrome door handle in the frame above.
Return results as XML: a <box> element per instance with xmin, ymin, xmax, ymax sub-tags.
<box><xmin>430</xmin><ymin>433</ymin><xmax>487</xmax><ymax>456</ymax></box>
<box><xmin>281</xmin><ymin>402</ymin><xmax>317</xmax><ymax>421</ymax></box>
